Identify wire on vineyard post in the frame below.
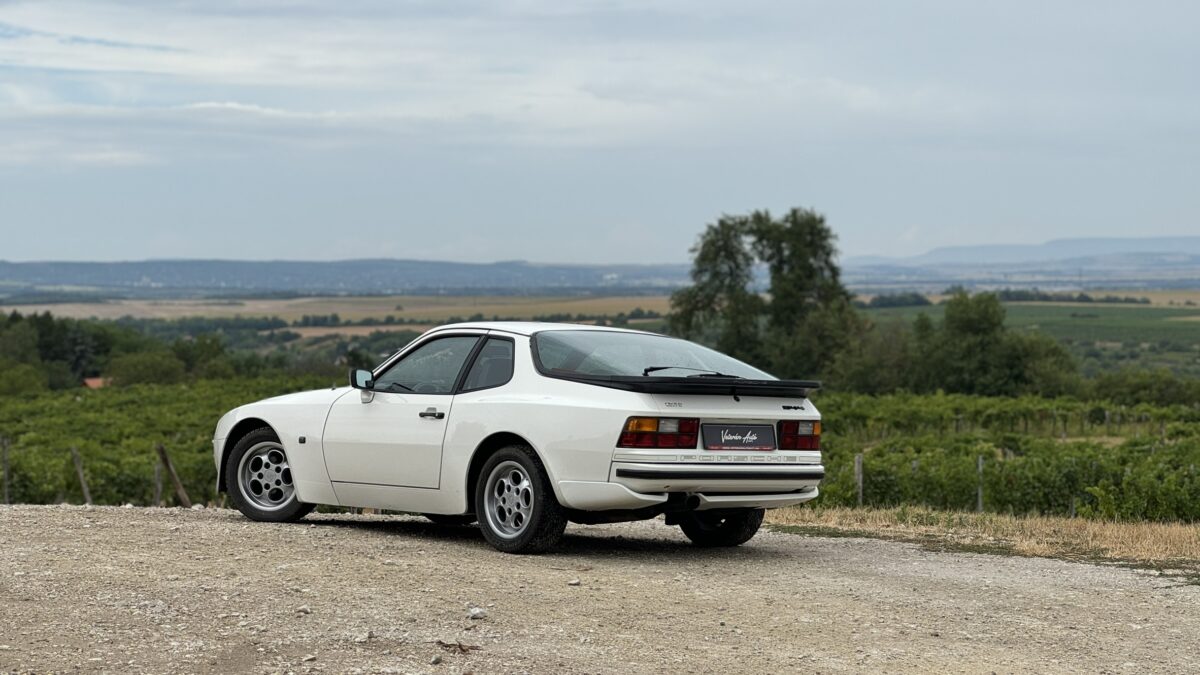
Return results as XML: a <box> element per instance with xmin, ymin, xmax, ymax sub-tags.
<box><xmin>155</xmin><ymin>443</ymin><xmax>192</xmax><ymax>508</ymax></box>
<box><xmin>70</xmin><ymin>447</ymin><xmax>92</xmax><ymax>505</ymax></box>
<box><xmin>854</xmin><ymin>453</ymin><xmax>864</xmax><ymax>507</ymax></box>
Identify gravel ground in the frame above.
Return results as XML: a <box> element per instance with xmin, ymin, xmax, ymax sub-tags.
<box><xmin>1</xmin><ymin>505</ymin><xmax>1198</xmax><ymax>674</ymax></box>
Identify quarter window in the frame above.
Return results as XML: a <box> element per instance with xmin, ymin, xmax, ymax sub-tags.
<box><xmin>461</xmin><ymin>338</ymin><xmax>514</xmax><ymax>392</ymax></box>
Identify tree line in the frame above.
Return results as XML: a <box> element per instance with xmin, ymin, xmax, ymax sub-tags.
<box><xmin>668</xmin><ymin>207</ymin><xmax>1199</xmax><ymax>403</ymax></box>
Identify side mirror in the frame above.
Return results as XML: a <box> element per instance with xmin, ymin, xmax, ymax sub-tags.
<box><xmin>349</xmin><ymin>368</ymin><xmax>374</xmax><ymax>390</ymax></box>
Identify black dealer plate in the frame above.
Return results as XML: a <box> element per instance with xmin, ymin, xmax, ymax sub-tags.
<box><xmin>701</xmin><ymin>424</ymin><xmax>777</xmax><ymax>451</ymax></box>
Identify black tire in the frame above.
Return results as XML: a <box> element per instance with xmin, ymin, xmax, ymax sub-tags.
<box><xmin>677</xmin><ymin>509</ymin><xmax>764</xmax><ymax>547</ymax></box>
<box><xmin>474</xmin><ymin>445</ymin><xmax>566</xmax><ymax>554</ymax></box>
<box><xmin>423</xmin><ymin>513</ymin><xmax>478</xmax><ymax>526</ymax></box>
<box><xmin>224</xmin><ymin>426</ymin><xmax>314</xmax><ymax>523</ymax></box>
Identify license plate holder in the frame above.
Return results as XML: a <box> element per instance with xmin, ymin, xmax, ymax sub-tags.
<box><xmin>701</xmin><ymin>424</ymin><xmax>777</xmax><ymax>451</ymax></box>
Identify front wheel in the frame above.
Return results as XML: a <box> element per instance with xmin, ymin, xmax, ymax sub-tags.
<box><xmin>677</xmin><ymin>509</ymin><xmax>764</xmax><ymax>547</ymax></box>
<box><xmin>475</xmin><ymin>445</ymin><xmax>566</xmax><ymax>554</ymax></box>
<box><xmin>224</xmin><ymin>427</ymin><xmax>314</xmax><ymax>523</ymax></box>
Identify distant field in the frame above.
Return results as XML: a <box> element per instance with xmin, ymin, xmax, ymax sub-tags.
<box><xmin>1128</xmin><ymin>289</ymin><xmax>1200</xmax><ymax>306</ymax></box>
<box><xmin>0</xmin><ymin>294</ymin><xmax>674</xmax><ymax>324</ymax></box>
<box><xmin>864</xmin><ymin>302</ymin><xmax>1200</xmax><ymax>345</ymax></box>
<box><xmin>860</xmin><ymin>289</ymin><xmax>1200</xmax><ymax>307</ymax></box>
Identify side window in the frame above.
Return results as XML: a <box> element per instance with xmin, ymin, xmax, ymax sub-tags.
<box><xmin>461</xmin><ymin>338</ymin><xmax>514</xmax><ymax>392</ymax></box>
<box><xmin>372</xmin><ymin>336</ymin><xmax>479</xmax><ymax>395</ymax></box>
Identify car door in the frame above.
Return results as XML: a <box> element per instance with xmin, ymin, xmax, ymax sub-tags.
<box><xmin>321</xmin><ymin>334</ymin><xmax>481</xmax><ymax>489</ymax></box>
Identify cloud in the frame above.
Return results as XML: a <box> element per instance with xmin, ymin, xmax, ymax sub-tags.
<box><xmin>1</xmin><ymin>0</ymin><xmax>1198</xmax><ymax>261</ymax></box>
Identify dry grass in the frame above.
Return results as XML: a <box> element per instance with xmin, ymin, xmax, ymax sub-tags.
<box><xmin>767</xmin><ymin>506</ymin><xmax>1200</xmax><ymax>570</ymax></box>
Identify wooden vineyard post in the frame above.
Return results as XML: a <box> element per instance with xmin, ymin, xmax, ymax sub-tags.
<box><xmin>854</xmin><ymin>453</ymin><xmax>864</xmax><ymax>507</ymax></box>
<box><xmin>1</xmin><ymin>436</ymin><xmax>10</xmax><ymax>505</ymax></box>
<box><xmin>976</xmin><ymin>455</ymin><xmax>984</xmax><ymax>513</ymax></box>
<box><xmin>155</xmin><ymin>443</ymin><xmax>192</xmax><ymax>508</ymax></box>
<box><xmin>70</xmin><ymin>447</ymin><xmax>93</xmax><ymax>505</ymax></box>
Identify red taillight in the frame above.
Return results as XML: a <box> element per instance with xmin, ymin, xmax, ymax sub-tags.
<box><xmin>778</xmin><ymin>420</ymin><xmax>821</xmax><ymax>450</ymax></box>
<box><xmin>617</xmin><ymin>417</ymin><xmax>700</xmax><ymax>449</ymax></box>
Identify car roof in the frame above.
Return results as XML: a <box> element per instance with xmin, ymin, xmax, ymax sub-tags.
<box><xmin>428</xmin><ymin>321</ymin><xmax>659</xmax><ymax>337</ymax></box>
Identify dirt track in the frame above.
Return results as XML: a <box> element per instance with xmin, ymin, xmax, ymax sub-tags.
<box><xmin>1</xmin><ymin>505</ymin><xmax>1197</xmax><ymax>674</ymax></box>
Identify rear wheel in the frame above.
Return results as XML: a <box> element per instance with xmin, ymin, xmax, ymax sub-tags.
<box><xmin>677</xmin><ymin>509</ymin><xmax>764</xmax><ymax>547</ymax></box>
<box><xmin>475</xmin><ymin>445</ymin><xmax>566</xmax><ymax>554</ymax></box>
<box><xmin>423</xmin><ymin>513</ymin><xmax>477</xmax><ymax>526</ymax></box>
<box><xmin>224</xmin><ymin>427</ymin><xmax>313</xmax><ymax>523</ymax></box>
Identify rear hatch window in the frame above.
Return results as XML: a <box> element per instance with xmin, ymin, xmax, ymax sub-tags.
<box><xmin>533</xmin><ymin>330</ymin><xmax>774</xmax><ymax>380</ymax></box>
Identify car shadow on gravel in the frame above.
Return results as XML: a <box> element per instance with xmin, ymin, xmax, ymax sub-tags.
<box><xmin>305</xmin><ymin>515</ymin><xmax>794</xmax><ymax>561</ymax></box>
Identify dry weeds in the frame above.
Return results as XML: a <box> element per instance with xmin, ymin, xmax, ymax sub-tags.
<box><xmin>767</xmin><ymin>505</ymin><xmax>1200</xmax><ymax>570</ymax></box>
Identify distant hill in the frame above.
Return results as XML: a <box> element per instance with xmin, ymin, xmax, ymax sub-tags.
<box><xmin>0</xmin><ymin>259</ymin><xmax>692</xmax><ymax>300</ymax></box>
<box><xmin>4</xmin><ymin>235</ymin><xmax>1199</xmax><ymax>302</ymax></box>
<box><xmin>843</xmin><ymin>237</ymin><xmax>1200</xmax><ymax>291</ymax></box>
<box><xmin>844</xmin><ymin>236</ymin><xmax>1200</xmax><ymax>267</ymax></box>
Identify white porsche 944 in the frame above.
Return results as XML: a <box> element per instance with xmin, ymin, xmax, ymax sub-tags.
<box><xmin>213</xmin><ymin>323</ymin><xmax>824</xmax><ymax>553</ymax></box>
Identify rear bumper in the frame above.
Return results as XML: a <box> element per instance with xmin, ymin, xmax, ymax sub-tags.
<box><xmin>555</xmin><ymin>462</ymin><xmax>823</xmax><ymax>512</ymax></box>
<box><xmin>611</xmin><ymin>461</ymin><xmax>824</xmax><ymax>494</ymax></box>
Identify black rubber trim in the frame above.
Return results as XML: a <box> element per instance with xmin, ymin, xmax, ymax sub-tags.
<box><xmin>615</xmin><ymin>468</ymin><xmax>826</xmax><ymax>481</ymax></box>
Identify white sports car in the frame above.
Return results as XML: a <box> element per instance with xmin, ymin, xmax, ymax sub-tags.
<box><xmin>213</xmin><ymin>322</ymin><xmax>824</xmax><ymax>553</ymax></box>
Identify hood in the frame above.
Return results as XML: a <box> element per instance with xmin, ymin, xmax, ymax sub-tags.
<box><xmin>256</xmin><ymin>386</ymin><xmax>353</xmax><ymax>407</ymax></box>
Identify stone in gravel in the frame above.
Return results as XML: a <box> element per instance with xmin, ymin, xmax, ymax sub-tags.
<box><xmin>353</xmin><ymin>630</ymin><xmax>375</xmax><ymax>643</ymax></box>
<box><xmin>430</xmin><ymin>654</ymin><xmax>443</xmax><ymax>665</ymax></box>
<box><xmin>567</xmin><ymin>579</ymin><xmax>581</xmax><ymax>586</ymax></box>
<box><xmin>467</xmin><ymin>607</ymin><xmax>488</xmax><ymax>620</ymax></box>
<box><xmin>302</xmin><ymin>654</ymin><xmax>317</xmax><ymax>662</ymax></box>
<box><xmin>296</xmin><ymin>605</ymin><xmax>312</xmax><ymax>615</ymax></box>
<box><xmin>190</xmin><ymin>504</ymin><xmax>204</xmax><ymax>510</ymax></box>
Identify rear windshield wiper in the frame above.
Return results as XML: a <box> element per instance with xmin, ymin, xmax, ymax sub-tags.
<box><xmin>642</xmin><ymin>365</ymin><xmax>742</xmax><ymax>378</ymax></box>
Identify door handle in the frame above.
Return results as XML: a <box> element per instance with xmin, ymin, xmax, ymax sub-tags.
<box><xmin>419</xmin><ymin>408</ymin><xmax>445</xmax><ymax>420</ymax></box>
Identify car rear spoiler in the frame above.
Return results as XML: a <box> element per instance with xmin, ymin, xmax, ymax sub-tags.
<box><xmin>550</xmin><ymin>374</ymin><xmax>820</xmax><ymax>398</ymax></box>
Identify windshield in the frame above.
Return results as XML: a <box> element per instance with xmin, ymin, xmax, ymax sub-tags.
<box><xmin>533</xmin><ymin>330</ymin><xmax>775</xmax><ymax>380</ymax></box>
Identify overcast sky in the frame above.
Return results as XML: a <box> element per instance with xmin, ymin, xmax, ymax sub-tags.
<box><xmin>1</xmin><ymin>0</ymin><xmax>1197</xmax><ymax>264</ymax></box>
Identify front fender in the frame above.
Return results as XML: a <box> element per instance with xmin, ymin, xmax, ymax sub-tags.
<box><xmin>213</xmin><ymin>388</ymin><xmax>350</xmax><ymax>505</ymax></box>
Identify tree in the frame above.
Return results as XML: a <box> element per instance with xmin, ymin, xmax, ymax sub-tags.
<box><xmin>668</xmin><ymin>215</ymin><xmax>765</xmax><ymax>365</ymax></box>
<box><xmin>669</xmin><ymin>207</ymin><xmax>857</xmax><ymax>378</ymax></box>
<box><xmin>0</xmin><ymin>360</ymin><xmax>47</xmax><ymax>396</ymax></box>
<box><xmin>172</xmin><ymin>334</ymin><xmax>226</xmax><ymax>373</ymax></box>
<box><xmin>827</xmin><ymin>319</ymin><xmax>914</xmax><ymax>394</ymax></box>
<box><xmin>108</xmin><ymin>352</ymin><xmax>187</xmax><ymax>386</ymax></box>
<box><xmin>0</xmin><ymin>322</ymin><xmax>41</xmax><ymax>365</ymax></box>
<box><xmin>909</xmin><ymin>292</ymin><xmax>1079</xmax><ymax>396</ymax></box>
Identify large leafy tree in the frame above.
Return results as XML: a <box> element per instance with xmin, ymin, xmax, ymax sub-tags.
<box><xmin>669</xmin><ymin>207</ymin><xmax>858</xmax><ymax>379</ymax></box>
<box><xmin>668</xmin><ymin>215</ymin><xmax>765</xmax><ymax>365</ymax></box>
